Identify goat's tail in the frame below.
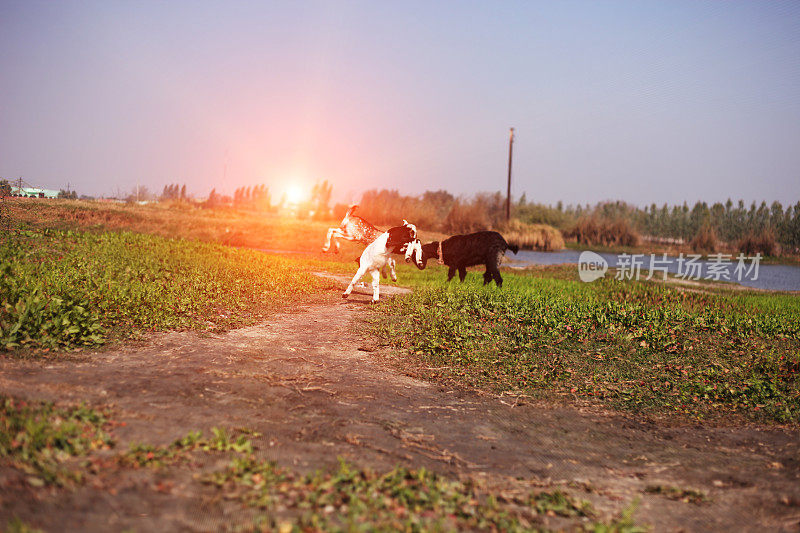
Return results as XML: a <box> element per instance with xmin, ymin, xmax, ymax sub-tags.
<box><xmin>507</xmin><ymin>243</ymin><xmax>520</xmax><ymax>255</ymax></box>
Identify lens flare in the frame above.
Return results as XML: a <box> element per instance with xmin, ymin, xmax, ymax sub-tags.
<box><xmin>285</xmin><ymin>184</ymin><xmax>306</xmax><ymax>204</ymax></box>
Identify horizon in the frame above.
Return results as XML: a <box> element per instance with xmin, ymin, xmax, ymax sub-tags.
<box><xmin>2</xmin><ymin>1</ymin><xmax>799</xmax><ymax>207</ymax></box>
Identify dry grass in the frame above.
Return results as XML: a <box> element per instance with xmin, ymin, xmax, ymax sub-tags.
<box><xmin>4</xmin><ymin>198</ymin><xmax>448</xmax><ymax>259</ymax></box>
<box><xmin>499</xmin><ymin>219</ymin><xmax>564</xmax><ymax>251</ymax></box>
<box><xmin>690</xmin><ymin>225</ymin><xmax>719</xmax><ymax>253</ymax></box>
<box><xmin>442</xmin><ymin>199</ymin><xmax>492</xmax><ymax>234</ymax></box>
<box><xmin>738</xmin><ymin>229</ymin><xmax>780</xmax><ymax>257</ymax></box>
<box><xmin>566</xmin><ymin>216</ymin><xmax>640</xmax><ymax>247</ymax></box>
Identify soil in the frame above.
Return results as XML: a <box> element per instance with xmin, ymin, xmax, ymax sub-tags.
<box><xmin>1</xmin><ymin>275</ymin><xmax>799</xmax><ymax>532</ymax></box>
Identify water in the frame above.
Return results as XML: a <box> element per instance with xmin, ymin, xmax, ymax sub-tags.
<box><xmin>510</xmin><ymin>249</ymin><xmax>800</xmax><ymax>292</ymax></box>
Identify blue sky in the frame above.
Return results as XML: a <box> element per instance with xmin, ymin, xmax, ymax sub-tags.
<box><xmin>1</xmin><ymin>0</ymin><xmax>799</xmax><ymax>206</ymax></box>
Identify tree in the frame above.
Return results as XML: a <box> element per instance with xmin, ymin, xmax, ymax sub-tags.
<box><xmin>127</xmin><ymin>185</ymin><xmax>152</xmax><ymax>203</ymax></box>
<box><xmin>204</xmin><ymin>188</ymin><xmax>219</xmax><ymax>209</ymax></box>
<box><xmin>0</xmin><ymin>179</ymin><xmax>10</xmax><ymax>197</ymax></box>
<box><xmin>311</xmin><ymin>180</ymin><xmax>333</xmax><ymax>219</ymax></box>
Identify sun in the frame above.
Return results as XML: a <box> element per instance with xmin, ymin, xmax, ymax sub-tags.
<box><xmin>285</xmin><ymin>184</ymin><xmax>307</xmax><ymax>204</ymax></box>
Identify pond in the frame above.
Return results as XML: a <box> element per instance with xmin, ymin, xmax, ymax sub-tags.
<box><xmin>510</xmin><ymin>249</ymin><xmax>800</xmax><ymax>291</ymax></box>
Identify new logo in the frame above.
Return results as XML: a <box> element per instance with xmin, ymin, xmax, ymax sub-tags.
<box><xmin>578</xmin><ymin>251</ymin><xmax>608</xmax><ymax>282</ymax></box>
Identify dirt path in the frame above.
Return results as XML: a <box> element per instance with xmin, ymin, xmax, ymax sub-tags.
<box><xmin>1</xmin><ymin>278</ymin><xmax>799</xmax><ymax>531</ymax></box>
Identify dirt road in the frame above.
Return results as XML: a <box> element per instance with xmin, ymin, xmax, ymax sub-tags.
<box><xmin>1</xmin><ymin>279</ymin><xmax>799</xmax><ymax>531</ymax></box>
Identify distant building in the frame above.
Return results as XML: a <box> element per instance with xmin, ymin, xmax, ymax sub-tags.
<box><xmin>10</xmin><ymin>186</ymin><xmax>60</xmax><ymax>198</ymax></box>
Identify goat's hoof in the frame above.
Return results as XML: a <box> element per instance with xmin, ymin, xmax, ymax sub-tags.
<box><xmin>342</xmin><ymin>293</ymin><xmax>349</xmax><ymax>299</ymax></box>
<box><xmin>370</xmin><ymin>299</ymin><xmax>379</xmax><ymax>304</ymax></box>
<box><xmin>391</xmin><ymin>277</ymin><xmax>397</xmax><ymax>282</ymax></box>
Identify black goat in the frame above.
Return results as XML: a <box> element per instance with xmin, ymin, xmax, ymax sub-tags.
<box><xmin>411</xmin><ymin>231</ymin><xmax>519</xmax><ymax>287</ymax></box>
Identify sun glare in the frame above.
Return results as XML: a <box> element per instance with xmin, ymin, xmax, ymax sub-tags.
<box><xmin>285</xmin><ymin>184</ymin><xmax>307</xmax><ymax>204</ymax></box>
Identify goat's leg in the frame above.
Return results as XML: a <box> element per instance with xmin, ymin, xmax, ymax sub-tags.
<box><xmin>370</xmin><ymin>269</ymin><xmax>381</xmax><ymax>303</ymax></box>
<box><xmin>483</xmin><ymin>267</ymin><xmax>493</xmax><ymax>285</ymax></box>
<box><xmin>458</xmin><ymin>266</ymin><xmax>467</xmax><ymax>282</ymax></box>
<box><xmin>447</xmin><ymin>266</ymin><xmax>456</xmax><ymax>282</ymax></box>
<box><xmin>323</xmin><ymin>228</ymin><xmax>346</xmax><ymax>253</ymax></box>
<box><xmin>388</xmin><ymin>258</ymin><xmax>397</xmax><ymax>281</ymax></box>
<box><xmin>343</xmin><ymin>264</ymin><xmax>368</xmax><ymax>298</ymax></box>
<box><xmin>489</xmin><ymin>253</ymin><xmax>504</xmax><ymax>287</ymax></box>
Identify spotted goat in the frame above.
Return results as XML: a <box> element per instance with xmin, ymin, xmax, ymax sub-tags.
<box><xmin>323</xmin><ymin>204</ymin><xmax>398</xmax><ymax>281</ymax></box>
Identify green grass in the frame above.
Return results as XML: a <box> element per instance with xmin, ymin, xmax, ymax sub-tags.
<box><xmin>0</xmin><ymin>229</ymin><xmax>332</xmax><ymax>351</ymax></box>
<box><xmin>0</xmin><ymin>396</ymin><xmax>114</xmax><ymax>485</ymax></box>
<box><xmin>119</xmin><ymin>427</ymin><xmax>255</xmax><ymax>468</ymax></box>
<box><xmin>206</xmin><ymin>456</ymin><xmax>618</xmax><ymax>532</ymax></box>
<box><xmin>374</xmin><ymin>263</ymin><xmax>800</xmax><ymax>423</ymax></box>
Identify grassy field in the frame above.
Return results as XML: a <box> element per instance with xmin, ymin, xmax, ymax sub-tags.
<box><xmin>374</xmin><ymin>263</ymin><xmax>800</xmax><ymax>423</ymax></box>
<box><xmin>3</xmin><ymin>199</ymin><xmax>798</xmax><ymax>424</ymax></box>
<box><xmin>0</xmin><ymin>228</ymin><xmax>331</xmax><ymax>351</ymax></box>
<box><xmin>2</xmin><ymin>200</ymin><xmax>797</xmax><ymax>530</ymax></box>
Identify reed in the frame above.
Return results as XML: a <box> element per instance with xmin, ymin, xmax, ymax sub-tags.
<box><xmin>738</xmin><ymin>229</ymin><xmax>779</xmax><ymax>256</ymax></box>
<box><xmin>566</xmin><ymin>216</ymin><xmax>640</xmax><ymax>247</ymax></box>
<box><xmin>689</xmin><ymin>225</ymin><xmax>719</xmax><ymax>253</ymax></box>
<box><xmin>499</xmin><ymin>219</ymin><xmax>564</xmax><ymax>251</ymax></box>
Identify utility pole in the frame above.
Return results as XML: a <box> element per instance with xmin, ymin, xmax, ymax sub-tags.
<box><xmin>506</xmin><ymin>127</ymin><xmax>514</xmax><ymax>222</ymax></box>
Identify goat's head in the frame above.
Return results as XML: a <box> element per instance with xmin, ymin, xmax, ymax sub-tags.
<box><xmin>386</xmin><ymin>224</ymin><xmax>415</xmax><ymax>247</ymax></box>
<box><xmin>386</xmin><ymin>224</ymin><xmax>424</xmax><ymax>269</ymax></box>
<box><xmin>404</xmin><ymin>239</ymin><xmax>424</xmax><ymax>268</ymax></box>
<box><xmin>401</xmin><ymin>241</ymin><xmax>438</xmax><ymax>270</ymax></box>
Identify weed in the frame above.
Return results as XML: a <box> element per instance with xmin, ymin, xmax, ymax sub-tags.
<box><xmin>590</xmin><ymin>499</ymin><xmax>647</xmax><ymax>533</ymax></box>
<box><xmin>121</xmin><ymin>427</ymin><xmax>253</xmax><ymax>467</ymax></box>
<box><xmin>0</xmin><ymin>396</ymin><xmax>114</xmax><ymax>485</ymax></box>
<box><xmin>206</xmin><ymin>456</ymin><xmax>603</xmax><ymax>531</ymax></box>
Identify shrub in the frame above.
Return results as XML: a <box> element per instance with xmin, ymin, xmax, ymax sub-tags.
<box><xmin>499</xmin><ymin>219</ymin><xmax>565</xmax><ymax>251</ymax></box>
<box><xmin>443</xmin><ymin>199</ymin><xmax>492</xmax><ymax>233</ymax></box>
<box><xmin>738</xmin><ymin>229</ymin><xmax>779</xmax><ymax>256</ymax></box>
<box><xmin>690</xmin><ymin>225</ymin><xmax>718</xmax><ymax>253</ymax></box>
<box><xmin>567</xmin><ymin>216</ymin><xmax>640</xmax><ymax>247</ymax></box>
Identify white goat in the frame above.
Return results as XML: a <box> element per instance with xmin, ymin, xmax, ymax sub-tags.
<box><xmin>343</xmin><ymin>223</ymin><xmax>422</xmax><ymax>303</ymax></box>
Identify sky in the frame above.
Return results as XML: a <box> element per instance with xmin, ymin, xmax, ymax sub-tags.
<box><xmin>1</xmin><ymin>0</ymin><xmax>799</xmax><ymax>207</ymax></box>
